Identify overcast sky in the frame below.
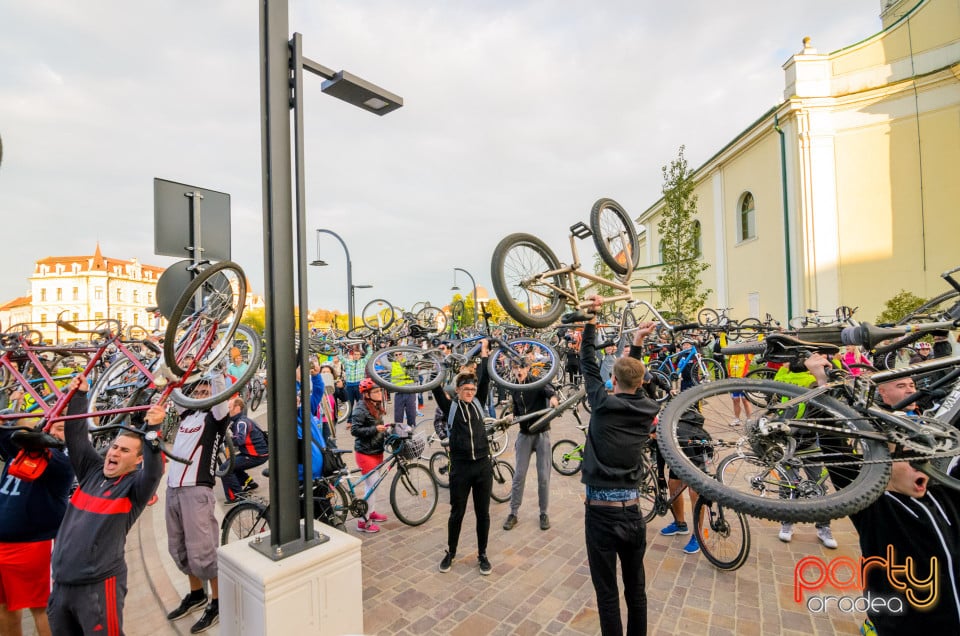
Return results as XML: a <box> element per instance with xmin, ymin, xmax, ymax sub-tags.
<box><xmin>0</xmin><ymin>0</ymin><xmax>881</xmax><ymax>315</ymax></box>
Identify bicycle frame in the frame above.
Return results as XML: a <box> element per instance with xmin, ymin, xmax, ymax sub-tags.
<box><xmin>654</xmin><ymin>346</ymin><xmax>701</xmax><ymax>379</ymax></box>
<box><xmin>336</xmin><ymin>443</ymin><xmax>410</xmax><ymax>508</ymax></box>
<box><xmin>524</xmin><ymin>232</ymin><xmax>634</xmax><ymax>311</ymax></box>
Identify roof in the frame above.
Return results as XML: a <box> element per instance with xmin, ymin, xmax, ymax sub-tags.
<box><xmin>0</xmin><ymin>295</ymin><xmax>31</xmax><ymax>311</ymax></box>
<box><xmin>33</xmin><ymin>243</ymin><xmax>165</xmax><ymax>276</ymax></box>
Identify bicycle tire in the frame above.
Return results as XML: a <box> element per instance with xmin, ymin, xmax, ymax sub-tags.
<box><xmin>490</xmin><ymin>459</ymin><xmax>514</xmax><ymax>503</ymax></box>
<box><xmin>365</xmin><ymin>346</ymin><xmax>444</xmax><ymax>394</ymax></box>
<box><xmin>692</xmin><ymin>357</ymin><xmax>726</xmax><ymax>384</ymax></box>
<box><xmin>220</xmin><ymin>500</ymin><xmax>270</xmax><ymax>545</ymax></box>
<box><xmin>734</xmin><ymin>317</ymin><xmax>763</xmax><ymax>341</ymax></box>
<box><xmin>697</xmin><ymin>308</ymin><xmax>720</xmax><ymax>327</ymax></box>
<box><xmin>345</xmin><ymin>326</ymin><xmax>374</xmax><ymax>340</ymax></box>
<box><xmin>215</xmin><ymin>434</ymin><xmax>236</xmax><ymax>478</ymax></box>
<box><xmin>487</xmin><ymin>339</ymin><xmax>559</xmax><ymax>391</ymax></box>
<box><xmin>429</xmin><ymin>450</ymin><xmax>451</xmax><ymax>488</ymax></box>
<box><xmin>637</xmin><ymin>459</ymin><xmax>659</xmax><ymax>524</ymax></box>
<box><xmin>647</xmin><ymin>370</ymin><xmax>672</xmax><ymax>404</ymax></box>
<box><xmin>490</xmin><ymin>233</ymin><xmax>568</xmax><ymax>329</ymax></box>
<box><xmin>87</xmin><ymin>357</ymin><xmax>155</xmax><ymax>428</ymax></box>
<box><xmin>248</xmin><ymin>380</ymin><xmax>264</xmax><ymax>412</ymax></box>
<box><xmin>743</xmin><ymin>367</ymin><xmax>779</xmax><ymax>406</ymax></box>
<box><xmin>693</xmin><ymin>497</ymin><xmax>751</xmax><ymax>571</ymax></box>
<box><xmin>489</xmin><ymin>428</ymin><xmax>508</xmax><ymax>458</ymax></box>
<box><xmin>415</xmin><ymin>306</ymin><xmax>447</xmax><ymax>334</ymax></box>
<box><xmin>362</xmin><ymin>298</ymin><xmax>395</xmax><ymax>330</ymax></box>
<box><xmin>716</xmin><ymin>453</ymin><xmax>796</xmax><ymax>500</ymax></box>
<box><xmin>589</xmin><ymin>198</ymin><xmax>639</xmax><ymax>279</ymax></box>
<box><xmin>170</xmin><ymin>324</ymin><xmax>262</xmax><ymax>409</ymax></box>
<box><xmin>164</xmin><ymin>261</ymin><xmax>246</xmax><ymax>378</ymax></box>
<box><xmin>389</xmin><ymin>463</ymin><xmax>438</xmax><ymax>526</ymax></box>
<box><xmin>657</xmin><ymin>378</ymin><xmax>890</xmax><ymax>523</ymax></box>
<box><xmin>896</xmin><ymin>290</ymin><xmax>960</xmax><ymax>324</ymax></box>
<box><xmin>551</xmin><ymin>439</ymin><xmax>582</xmax><ymax>475</ymax></box>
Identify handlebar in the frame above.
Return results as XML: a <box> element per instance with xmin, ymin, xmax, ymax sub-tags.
<box><xmin>95</xmin><ymin>423</ymin><xmax>193</xmax><ymax>465</ymax></box>
<box><xmin>840</xmin><ymin>320</ymin><xmax>958</xmax><ymax>354</ymax></box>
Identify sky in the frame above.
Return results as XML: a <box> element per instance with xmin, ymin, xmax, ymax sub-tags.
<box><xmin>0</xmin><ymin>0</ymin><xmax>882</xmax><ymax>315</ymax></box>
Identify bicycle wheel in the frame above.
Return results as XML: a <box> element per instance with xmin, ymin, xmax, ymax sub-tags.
<box><xmin>389</xmin><ymin>463</ymin><xmax>438</xmax><ymax>526</ymax></box>
<box><xmin>317</xmin><ymin>480</ymin><xmax>352</xmax><ymax>525</ymax></box>
<box><xmin>697</xmin><ymin>308</ymin><xmax>720</xmax><ymax>327</ymax></box>
<box><xmin>647</xmin><ymin>370</ymin><xmax>672</xmax><ymax>404</ymax></box>
<box><xmin>362</xmin><ymin>298</ymin><xmax>395</xmax><ymax>330</ymax></box>
<box><xmin>734</xmin><ymin>318</ymin><xmax>763</xmax><ymax>341</ymax></box>
<box><xmin>215</xmin><ymin>435</ymin><xmax>236</xmax><ymax>478</ymax></box>
<box><xmin>488</xmin><ymin>429</ymin><xmax>508</xmax><ymax>458</ymax></box>
<box><xmin>164</xmin><ymin>261</ymin><xmax>246</xmax><ymax>378</ymax></box>
<box><xmin>490</xmin><ymin>459</ymin><xmax>514</xmax><ymax>503</ymax></box>
<box><xmin>248</xmin><ymin>379</ymin><xmax>264</xmax><ymax>412</ymax></box>
<box><xmin>636</xmin><ymin>459</ymin><xmax>659</xmax><ymax>524</ymax></box>
<box><xmin>415</xmin><ymin>306</ymin><xmax>447</xmax><ymax>334</ymax></box>
<box><xmin>220</xmin><ymin>501</ymin><xmax>270</xmax><ymax>545</ymax></box>
<box><xmin>365</xmin><ymin>346</ymin><xmax>444</xmax><ymax>394</ymax></box>
<box><xmin>87</xmin><ymin>357</ymin><xmax>156</xmax><ymax>428</ymax></box>
<box><xmin>429</xmin><ymin>450</ymin><xmax>451</xmax><ymax>488</ymax></box>
<box><xmin>657</xmin><ymin>378</ymin><xmax>890</xmax><ymax>523</ymax></box>
<box><xmin>589</xmin><ymin>198</ymin><xmax>639</xmax><ymax>279</ymax></box>
<box><xmin>170</xmin><ymin>324</ymin><xmax>262</xmax><ymax>409</ymax></box>
<box><xmin>693</xmin><ymin>497</ymin><xmax>751</xmax><ymax>571</ymax></box>
<box><xmin>551</xmin><ymin>439</ymin><xmax>582</xmax><ymax>475</ymax></box>
<box><xmin>491</xmin><ymin>233</ymin><xmax>568</xmax><ymax>329</ymax></box>
<box><xmin>743</xmin><ymin>367</ymin><xmax>778</xmax><ymax>406</ymax></box>
<box><xmin>716</xmin><ymin>453</ymin><xmax>796</xmax><ymax>499</ymax></box>
<box><xmin>487</xmin><ymin>339</ymin><xmax>559</xmax><ymax>390</ymax></box>
<box><xmin>449</xmin><ymin>300</ymin><xmax>465</xmax><ymax>325</ymax></box>
<box><xmin>896</xmin><ymin>290</ymin><xmax>960</xmax><ymax>324</ymax></box>
<box><xmin>692</xmin><ymin>357</ymin><xmax>725</xmax><ymax>383</ymax></box>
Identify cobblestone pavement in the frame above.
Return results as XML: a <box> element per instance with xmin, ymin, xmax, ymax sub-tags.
<box><xmin>23</xmin><ymin>396</ymin><xmax>867</xmax><ymax>635</ymax></box>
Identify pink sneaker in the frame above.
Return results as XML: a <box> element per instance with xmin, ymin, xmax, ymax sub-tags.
<box><xmin>357</xmin><ymin>520</ymin><xmax>380</xmax><ymax>533</ymax></box>
<box><xmin>369</xmin><ymin>511</ymin><xmax>388</xmax><ymax>522</ymax></box>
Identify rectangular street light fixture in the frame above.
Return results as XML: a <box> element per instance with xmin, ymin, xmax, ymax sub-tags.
<box><xmin>321</xmin><ymin>71</ymin><xmax>403</xmax><ymax>116</ymax></box>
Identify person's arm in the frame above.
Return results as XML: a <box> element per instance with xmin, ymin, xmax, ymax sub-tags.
<box><xmin>232</xmin><ymin>417</ymin><xmax>248</xmax><ymax>449</ymax></box>
<box><xmin>543</xmin><ymin>382</ymin><xmax>558</xmax><ymax>408</ymax></box>
<box><xmin>309</xmin><ymin>365</ymin><xmax>325</xmax><ymax>417</ymax></box>
<box><xmin>477</xmin><ymin>339</ymin><xmax>491</xmax><ymax>406</ymax></box>
<box><xmin>210</xmin><ymin>374</ymin><xmax>231</xmax><ymax>420</ymax></box>
<box><xmin>131</xmin><ymin>404</ymin><xmax>166</xmax><ymax>506</ymax></box>
<box><xmin>62</xmin><ymin>376</ymin><xmax>102</xmax><ymax>478</ymax></box>
<box><xmin>431</xmin><ymin>385</ymin><xmax>452</xmax><ymax>413</ymax></box>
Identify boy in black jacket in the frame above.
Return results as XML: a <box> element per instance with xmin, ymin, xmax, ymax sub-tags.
<box><xmin>580</xmin><ymin>295</ymin><xmax>659</xmax><ymax>636</ymax></box>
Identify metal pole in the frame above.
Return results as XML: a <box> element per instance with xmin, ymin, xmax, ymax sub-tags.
<box><xmin>316</xmin><ymin>229</ymin><xmax>354</xmax><ymax>330</ymax></box>
<box><xmin>454</xmin><ymin>267</ymin><xmax>478</xmax><ymax>327</ymax></box>
<box><xmin>258</xmin><ymin>0</ymin><xmax>300</xmax><ymax>553</ymax></box>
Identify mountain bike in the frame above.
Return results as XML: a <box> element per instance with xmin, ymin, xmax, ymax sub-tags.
<box><xmin>656</xmin><ymin>321</ymin><xmax>960</xmax><ymax>524</ymax></box>
<box><xmin>427</xmin><ymin>425</ymin><xmax>515</xmax><ymax>501</ymax></box>
<box><xmin>491</xmin><ymin>198</ymin><xmax>640</xmax><ymax>328</ymax></box>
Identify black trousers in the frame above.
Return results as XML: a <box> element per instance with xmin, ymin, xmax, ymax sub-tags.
<box><xmin>585</xmin><ymin>504</ymin><xmax>647</xmax><ymax>636</ymax></box>
<box><xmin>48</xmin><ymin>572</ymin><xmax>127</xmax><ymax>636</ymax></box>
<box><xmin>447</xmin><ymin>456</ymin><xmax>492</xmax><ymax>556</ymax></box>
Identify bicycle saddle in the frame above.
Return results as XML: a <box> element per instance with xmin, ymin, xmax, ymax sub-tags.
<box><xmin>11</xmin><ymin>430</ymin><xmax>65</xmax><ymax>451</ymax></box>
<box><xmin>561</xmin><ymin>310</ymin><xmax>595</xmax><ymax>324</ymax></box>
<box><xmin>722</xmin><ymin>332</ymin><xmax>839</xmax><ymax>364</ymax></box>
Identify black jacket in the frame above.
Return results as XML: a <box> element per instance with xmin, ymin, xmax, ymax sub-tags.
<box><xmin>431</xmin><ymin>357</ymin><xmax>491</xmax><ymax>461</ymax></box>
<box><xmin>510</xmin><ymin>381</ymin><xmax>556</xmax><ymax>434</ymax></box>
<box><xmin>350</xmin><ymin>399</ymin><xmax>385</xmax><ymax>456</ymax></box>
<box><xmin>579</xmin><ymin>323</ymin><xmax>659</xmax><ymax>489</ymax></box>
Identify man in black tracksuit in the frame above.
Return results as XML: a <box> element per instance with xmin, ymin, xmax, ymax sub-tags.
<box><xmin>431</xmin><ymin>341</ymin><xmax>493</xmax><ymax>575</ymax></box>
<box><xmin>47</xmin><ymin>379</ymin><xmax>165</xmax><ymax>635</ymax></box>
<box><xmin>580</xmin><ymin>296</ymin><xmax>659</xmax><ymax>636</ymax></box>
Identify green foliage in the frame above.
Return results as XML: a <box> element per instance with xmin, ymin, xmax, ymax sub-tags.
<box><xmin>241</xmin><ymin>307</ymin><xmax>265</xmax><ymax>334</ymax></box>
<box><xmin>591</xmin><ymin>253</ymin><xmax>618</xmax><ymax>302</ymax></box>
<box><xmin>653</xmin><ymin>145</ymin><xmax>710</xmax><ymax>318</ymax></box>
<box><xmin>875</xmin><ymin>289</ymin><xmax>927</xmax><ymax>324</ymax></box>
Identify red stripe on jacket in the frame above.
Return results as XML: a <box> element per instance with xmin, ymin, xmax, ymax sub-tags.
<box><xmin>70</xmin><ymin>488</ymin><xmax>133</xmax><ymax>515</ymax></box>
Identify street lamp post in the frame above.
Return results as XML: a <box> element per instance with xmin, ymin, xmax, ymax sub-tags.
<box><xmin>451</xmin><ymin>267</ymin><xmax>478</xmax><ymax>328</ymax></box>
<box><xmin>259</xmin><ymin>1</ymin><xmax>402</xmax><ymax>557</ymax></box>
<box><xmin>310</xmin><ymin>228</ymin><xmax>370</xmax><ymax>331</ymax></box>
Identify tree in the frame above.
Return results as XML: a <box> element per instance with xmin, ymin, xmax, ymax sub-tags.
<box><xmin>241</xmin><ymin>307</ymin><xmax>265</xmax><ymax>334</ymax></box>
<box><xmin>591</xmin><ymin>253</ymin><xmax>618</xmax><ymax>305</ymax></box>
<box><xmin>652</xmin><ymin>145</ymin><xmax>710</xmax><ymax>318</ymax></box>
<box><xmin>875</xmin><ymin>289</ymin><xmax>927</xmax><ymax>324</ymax></box>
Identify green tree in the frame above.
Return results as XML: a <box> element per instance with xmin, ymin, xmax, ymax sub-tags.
<box><xmin>653</xmin><ymin>145</ymin><xmax>710</xmax><ymax>318</ymax></box>
<box><xmin>875</xmin><ymin>289</ymin><xmax>927</xmax><ymax>324</ymax></box>
<box><xmin>241</xmin><ymin>307</ymin><xmax>265</xmax><ymax>334</ymax></box>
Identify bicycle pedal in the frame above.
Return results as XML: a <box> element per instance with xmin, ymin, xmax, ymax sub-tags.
<box><xmin>569</xmin><ymin>221</ymin><xmax>592</xmax><ymax>239</ymax></box>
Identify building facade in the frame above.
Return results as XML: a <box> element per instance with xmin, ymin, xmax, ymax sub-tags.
<box><xmin>0</xmin><ymin>244</ymin><xmax>264</xmax><ymax>343</ymax></box>
<box><xmin>634</xmin><ymin>0</ymin><xmax>960</xmax><ymax>323</ymax></box>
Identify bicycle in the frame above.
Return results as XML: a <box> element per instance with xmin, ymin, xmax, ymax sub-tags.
<box><xmin>655</xmin><ymin>320</ymin><xmax>960</xmax><ymax>524</ymax></box>
<box><xmin>491</xmin><ymin>198</ymin><xmax>640</xmax><ymax>328</ymax></box>
<box><xmin>427</xmin><ymin>425</ymin><xmax>515</xmax><ymax>502</ymax></box>
<box><xmin>646</xmin><ymin>338</ymin><xmax>725</xmax><ymax>400</ymax></box>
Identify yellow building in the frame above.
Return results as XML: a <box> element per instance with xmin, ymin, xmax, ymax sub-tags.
<box><xmin>635</xmin><ymin>0</ymin><xmax>960</xmax><ymax>323</ymax></box>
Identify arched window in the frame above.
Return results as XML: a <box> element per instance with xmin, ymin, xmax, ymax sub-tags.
<box><xmin>658</xmin><ymin>239</ymin><xmax>666</xmax><ymax>264</ymax></box>
<box><xmin>739</xmin><ymin>192</ymin><xmax>756</xmax><ymax>241</ymax></box>
<box><xmin>693</xmin><ymin>220</ymin><xmax>702</xmax><ymax>256</ymax></box>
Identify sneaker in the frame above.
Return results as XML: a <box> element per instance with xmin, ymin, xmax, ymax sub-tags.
<box><xmin>478</xmin><ymin>554</ymin><xmax>492</xmax><ymax>575</ymax></box>
<box><xmin>660</xmin><ymin>521</ymin><xmax>690</xmax><ymax>536</ymax></box>
<box><xmin>357</xmin><ymin>520</ymin><xmax>380</xmax><ymax>533</ymax></box>
<box><xmin>682</xmin><ymin>536</ymin><xmax>700</xmax><ymax>554</ymax></box>
<box><xmin>189</xmin><ymin>600</ymin><xmax>219</xmax><ymax>634</ymax></box>
<box><xmin>539</xmin><ymin>513</ymin><xmax>550</xmax><ymax>531</ymax></box>
<box><xmin>817</xmin><ymin>525</ymin><xmax>838</xmax><ymax>549</ymax></box>
<box><xmin>731</xmin><ymin>418</ymin><xmax>742</xmax><ymax>427</ymax></box>
<box><xmin>223</xmin><ymin>496</ymin><xmax>242</xmax><ymax>507</ymax></box>
<box><xmin>242</xmin><ymin>478</ymin><xmax>259</xmax><ymax>493</ymax></box>
<box><xmin>503</xmin><ymin>514</ymin><xmax>518</xmax><ymax>531</ymax></box>
<box><xmin>369</xmin><ymin>511</ymin><xmax>388</xmax><ymax>522</ymax></box>
<box><xmin>778</xmin><ymin>522</ymin><xmax>794</xmax><ymax>543</ymax></box>
<box><xmin>167</xmin><ymin>590</ymin><xmax>207</xmax><ymax>621</ymax></box>
<box><xmin>439</xmin><ymin>550</ymin><xmax>455</xmax><ymax>573</ymax></box>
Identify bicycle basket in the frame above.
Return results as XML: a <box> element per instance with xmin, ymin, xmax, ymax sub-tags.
<box><xmin>400</xmin><ymin>432</ymin><xmax>427</xmax><ymax>460</ymax></box>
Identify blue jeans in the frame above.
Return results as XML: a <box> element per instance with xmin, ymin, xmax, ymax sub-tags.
<box><xmin>585</xmin><ymin>503</ymin><xmax>647</xmax><ymax>636</ymax></box>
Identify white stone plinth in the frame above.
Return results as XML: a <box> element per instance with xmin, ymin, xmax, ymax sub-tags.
<box><xmin>218</xmin><ymin>523</ymin><xmax>363</xmax><ymax>636</ymax></box>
